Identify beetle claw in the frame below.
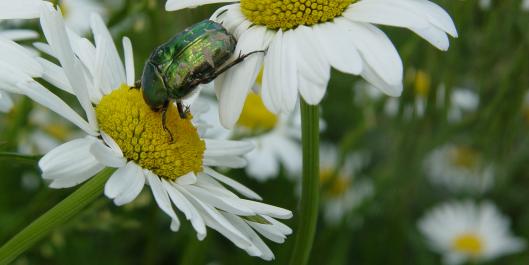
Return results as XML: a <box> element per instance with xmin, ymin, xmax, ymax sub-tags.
<box><xmin>177</xmin><ymin>101</ymin><xmax>188</xmax><ymax>119</ymax></box>
<box><xmin>161</xmin><ymin>107</ymin><xmax>174</xmax><ymax>142</ymax></box>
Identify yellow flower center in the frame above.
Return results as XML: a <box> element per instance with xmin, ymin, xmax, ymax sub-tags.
<box><xmin>414</xmin><ymin>70</ymin><xmax>431</xmax><ymax>98</ymax></box>
<box><xmin>452</xmin><ymin>233</ymin><xmax>484</xmax><ymax>256</ymax></box>
<box><xmin>240</xmin><ymin>0</ymin><xmax>356</xmax><ymax>30</ymax></box>
<box><xmin>320</xmin><ymin>168</ymin><xmax>350</xmax><ymax>198</ymax></box>
<box><xmin>451</xmin><ymin>146</ymin><xmax>479</xmax><ymax>170</ymax></box>
<box><xmin>237</xmin><ymin>92</ymin><xmax>278</xmax><ymax>132</ymax></box>
<box><xmin>96</xmin><ymin>85</ymin><xmax>205</xmax><ymax>181</ymax></box>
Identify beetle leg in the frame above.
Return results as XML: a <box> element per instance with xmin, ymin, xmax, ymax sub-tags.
<box><xmin>177</xmin><ymin>101</ymin><xmax>188</xmax><ymax>119</ymax></box>
<box><xmin>132</xmin><ymin>80</ymin><xmax>141</xmax><ymax>89</ymax></box>
<box><xmin>193</xmin><ymin>50</ymin><xmax>267</xmax><ymax>85</ymax></box>
<box><xmin>161</xmin><ymin>104</ymin><xmax>174</xmax><ymax>142</ymax></box>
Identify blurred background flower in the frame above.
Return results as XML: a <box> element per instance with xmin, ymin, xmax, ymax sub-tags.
<box><xmin>418</xmin><ymin>201</ymin><xmax>525</xmax><ymax>265</ymax></box>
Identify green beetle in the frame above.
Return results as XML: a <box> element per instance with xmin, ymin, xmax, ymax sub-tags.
<box><xmin>139</xmin><ymin>19</ymin><xmax>262</xmax><ymax>140</ymax></box>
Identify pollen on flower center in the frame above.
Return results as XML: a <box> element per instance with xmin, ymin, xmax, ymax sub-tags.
<box><xmin>96</xmin><ymin>85</ymin><xmax>205</xmax><ymax>181</ymax></box>
<box><xmin>240</xmin><ymin>0</ymin><xmax>356</xmax><ymax>30</ymax></box>
<box><xmin>237</xmin><ymin>92</ymin><xmax>278</xmax><ymax>132</ymax></box>
<box><xmin>452</xmin><ymin>233</ymin><xmax>484</xmax><ymax>256</ymax></box>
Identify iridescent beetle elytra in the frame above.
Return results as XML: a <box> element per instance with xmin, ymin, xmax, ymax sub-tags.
<box><xmin>137</xmin><ymin>20</ymin><xmax>263</xmax><ymax>141</ymax></box>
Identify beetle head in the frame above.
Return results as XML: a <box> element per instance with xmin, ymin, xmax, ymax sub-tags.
<box><xmin>141</xmin><ymin>62</ymin><xmax>168</xmax><ymax>111</ymax></box>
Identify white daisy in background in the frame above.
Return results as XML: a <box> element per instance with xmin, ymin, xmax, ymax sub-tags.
<box><xmin>17</xmin><ymin>106</ymin><xmax>81</xmax><ymax>155</ymax></box>
<box><xmin>59</xmin><ymin>0</ymin><xmax>107</xmax><ymax>34</ymax></box>
<box><xmin>0</xmin><ymin>0</ymin><xmax>47</xmax><ymax>112</ymax></box>
<box><xmin>418</xmin><ymin>200</ymin><xmax>525</xmax><ymax>265</ymax></box>
<box><xmin>445</xmin><ymin>86</ymin><xmax>479</xmax><ymax>123</ymax></box>
<box><xmin>2</xmin><ymin>4</ymin><xmax>292</xmax><ymax>260</ymax></box>
<box><xmin>199</xmin><ymin>77</ymin><xmax>302</xmax><ymax>181</ymax></box>
<box><xmin>166</xmin><ymin>0</ymin><xmax>457</xmax><ymax>128</ymax></box>
<box><xmin>479</xmin><ymin>0</ymin><xmax>492</xmax><ymax>10</ymax></box>
<box><xmin>479</xmin><ymin>0</ymin><xmax>529</xmax><ymax>11</ymax></box>
<box><xmin>423</xmin><ymin>144</ymin><xmax>494</xmax><ymax>194</ymax></box>
<box><xmin>523</xmin><ymin>0</ymin><xmax>529</xmax><ymax>11</ymax></box>
<box><xmin>319</xmin><ymin>144</ymin><xmax>373</xmax><ymax>224</ymax></box>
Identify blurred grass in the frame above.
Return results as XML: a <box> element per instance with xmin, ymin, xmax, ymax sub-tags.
<box><xmin>1</xmin><ymin>0</ymin><xmax>529</xmax><ymax>264</ymax></box>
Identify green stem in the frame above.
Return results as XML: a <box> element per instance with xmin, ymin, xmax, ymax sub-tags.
<box><xmin>289</xmin><ymin>99</ymin><xmax>320</xmax><ymax>265</ymax></box>
<box><xmin>0</xmin><ymin>152</ymin><xmax>41</xmax><ymax>165</ymax></box>
<box><xmin>0</xmin><ymin>168</ymin><xmax>115</xmax><ymax>265</ymax></box>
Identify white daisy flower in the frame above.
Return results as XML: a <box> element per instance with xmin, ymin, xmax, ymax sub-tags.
<box><xmin>418</xmin><ymin>200</ymin><xmax>525</xmax><ymax>265</ymax></box>
<box><xmin>0</xmin><ymin>0</ymin><xmax>47</xmax><ymax>112</ymax></box>
<box><xmin>4</xmin><ymin>4</ymin><xmax>292</xmax><ymax>260</ymax></box>
<box><xmin>423</xmin><ymin>144</ymin><xmax>494</xmax><ymax>194</ymax></box>
<box><xmin>201</xmin><ymin>88</ymin><xmax>302</xmax><ymax>181</ymax></box>
<box><xmin>166</xmin><ymin>0</ymin><xmax>457</xmax><ymax>128</ymax></box>
<box><xmin>319</xmin><ymin>144</ymin><xmax>373</xmax><ymax>224</ymax></box>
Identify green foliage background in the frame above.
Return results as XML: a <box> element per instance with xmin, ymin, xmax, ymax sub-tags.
<box><xmin>1</xmin><ymin>0</ymin><xmax>529</xmax><ymax>264</ymax></box>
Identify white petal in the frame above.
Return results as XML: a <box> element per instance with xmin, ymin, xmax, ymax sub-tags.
<box><xmin>36</xmin><ymin>58</ymin><xmax>73</xmax><ymax>94</ymax></box>
<box><xmin>165</xmin><ymin>0</ymin><xmax>236</xmax><ymax>11</ymax></box>
<box><xmin>186</xmin><ymin>185</ymin><xmax>256</xmax><ymax>216</ymax></box>
<box><xmin>114</xmin><ymin>164</ymin><xmax>145</xmax><ymax>206</ymax></box>
<box><xmin>247</xmin><ymin>221</ymin><xmax>287</xmax><ymax>243</ymax></box>
<box><xmin>203</xmin><ymin>155</ymin><xmax>247</xmax><ymax>168</ymax></box>
<box><xmin>105</xmin><ymin>161</ymin><xmax>138</xmax><ymax>199</ymax></box>
<box><xmin>292</xmin><ymin>26</ymin><xmax>331</xmax><ymax>105</ymax></box>
<box><xmin>176</xmin><ymin>185</ymin><xmax>253</xmax><ymax>248</ymax></box>
<box><xmin>223</xmin><ymin>213</ymin><xmax>275</xmax><ymax>260</ymax></box>
<box><xmin>122</xmin><ymin>37</ymin><xmax>135</xmax><ymax>87</ymax></box>
<box><xmin>0</xmin><ymin>29</ymin><xmax>38</xmax><ymax>41</ymax></box>
<box><xmin>16</xmin><ymin>81</ymin><xmax>96</xmax><ymax>135</ymax></box>
<box><xmin>0</xmin><ymin>0</ymin><xmax>46</xmax><ymax>19</ymax></box>
<box><xmin>361</xmin><ymin>62</ymin><xmax>403</xmax><ymax>97</ymax></box>
<box><xmin>314</xmin><ymin>22</ymin><xmax>362</xmax><ymax>75</ymax></box>
<box><xmin>90</xmin><ymin>14</ymin><xmax>126</xmax><ymax>88</ymax></box>
<box><xmin>39</xmin><ymin>138</ymin><xmax>104</xmax><ymax>188</ymax></box>
<box><xmin>203</xmin><ymin>167</ymin><xmax>262</xmax><ymax>200</ymax></box>
<box><xmin>344</xmin><ymin>0</ymin><xmax>430</xmax><ymax>29</ymax></box>
<box><xmin>48</xmin><ymin>162</ymin><xmax>103</xmax><ymax>188</ymax></box>
<box><xmin>40</xmin><ymin>5</ymin><xmax>98</xmax><ymax>132</ymax></box>
<box><xmin>145</xmin><ymin>170</ymin><xmax>178</xmax><ymax>220</ymax></box>
<box><xmin>90</xmin><ymin>140</ymin><xmax>126</xmax><ymax>168</ymax></box>
<box><xmin>0</xmin><ymin>39</ymin><xmax>42</xmax><ymax>77</ymax></box>
<box><xmin>164</xmin><ymin>180</ymin><xmax>207</xmax><ymax>239</ymax></box>
<box><xmin>410</xmin><ymin>25</ymin><xmax>450</xmax><ymax>51</ymax></box>
<box><xmin>204</xmin><ymin>139</ymin><xmax>253</xmax><ymax>157</ymax></box>
<box><xmin>339</xmin><ymin>20</ymin><xmax>403</xmax><ymax>93</ymax></box>
<box><xmin>262</xmin><ymin>30</ymin><xmax>298</xmax><ymax>114</ymax></box>
<box><xmin>0</xmin><ymin>91</ymin><xmax>14</xmax><ymax>112</ymax></box>
<box><xmin>241</xmin><ymin>200</ymin><xmax>292</xmax><ymax>219</ymax></box>
<box><xmin>175</xmin><ymin>172</ymin><xmax>197</xmax><ymax>185</ymax></box>
<box><xmin>100</xmin><ymin>131</ymin><xmax>124</xmax><ymax>157</ymax></box>
<box><xmin>218</xmin><ymin>26</ymin><xmax>266</xmax><ymax>128</ymax></box>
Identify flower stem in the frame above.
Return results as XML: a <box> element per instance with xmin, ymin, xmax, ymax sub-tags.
<box><xmin>289</xmin><ymin>99</ymin><xmax>320</xmax><ymax>265</ymax></box>
<box><xmin>0</xmin><ymin>168</ymin><xmax>115</xmax><ymax>265</ymax></box>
